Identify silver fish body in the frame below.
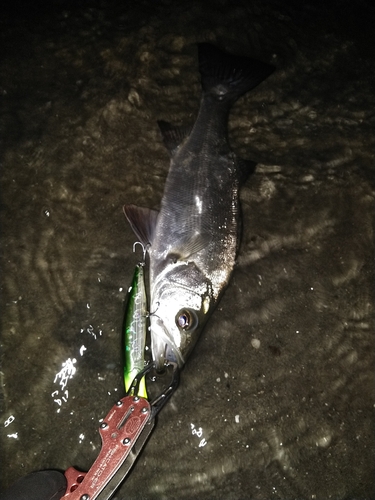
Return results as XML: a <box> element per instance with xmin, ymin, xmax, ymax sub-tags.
<box><xmin>125</xmin><ymin>44</ymin><xmax>274</xmax><ymax>370</ymax></box>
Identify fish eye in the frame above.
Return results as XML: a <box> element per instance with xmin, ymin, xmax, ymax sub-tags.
<box><xmin>176</xmin><ymin>309</ymin><xmax>198</xmax><ymax>331</ymax></box>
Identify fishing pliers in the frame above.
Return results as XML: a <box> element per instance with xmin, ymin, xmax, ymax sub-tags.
<box><xmin>63</xmin><ymin>361</ymin><xmax>179</xmax><ymax>500</ymax></box>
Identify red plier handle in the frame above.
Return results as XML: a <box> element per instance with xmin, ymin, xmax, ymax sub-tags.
<box><xmin>63</xmin><ymin>361</ymin><xmax>179</xmax><ymax>500</ymax></box>
<box><xmin>63</xmin><ymin>395</ymin><xmax>152</xmax><ymax>500</ymax></box>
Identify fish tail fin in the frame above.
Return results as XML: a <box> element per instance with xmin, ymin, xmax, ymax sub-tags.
<box><xmin>198</xmin><ymin>43</ymin><xmax>274</xmax><ymax>104</ymax></box>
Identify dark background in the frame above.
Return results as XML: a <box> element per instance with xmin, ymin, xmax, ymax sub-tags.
<box><xmin>1</xmin><ymin>1</ymin><xmax>374</xmax><ymax>498</ymax></box>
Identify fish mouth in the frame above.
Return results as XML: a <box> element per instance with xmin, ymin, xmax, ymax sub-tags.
<box><xmin>150</xmin><ymin>315</ymin><xmax>185</xmax><ymax>370</ymax></box>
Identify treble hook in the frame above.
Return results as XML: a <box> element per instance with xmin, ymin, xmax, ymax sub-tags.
<box><xmin>148</xmin><ymin>301</ymin><xmax>160</xmax><ymax>317</ymax></box>
<box><xmin>132</xmin><ymin>241</ymin><xmax>148</xmax><ymax>264</ymax></box>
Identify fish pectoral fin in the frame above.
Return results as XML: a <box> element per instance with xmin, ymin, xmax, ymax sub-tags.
<box><xmin>169</xmin><ymin>232</ymin><xmax>211</xmax><ymax>261</ymax></box>
<box><xmin>157</xmin><ymin>120</ymin><xmax>193</xmax><ymax>156</ymax></box>
<box><xmin>123</xmin><ymin>204</ymin><xmax>159</xmax><ymax>247</ymax></box>
<box><xmin>236</xmin><ymin>156</ymin><xmax>257</xmax><ymax>184</ymax></box>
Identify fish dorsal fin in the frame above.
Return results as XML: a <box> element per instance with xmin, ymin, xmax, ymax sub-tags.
<box><xmin>168</xmin><ymin>232</ymin><xmax>211</xmax><ymax>262</ymax></box>
<box><xmin>235</xmin><ymin>156</ymin><xmax>257</xmax><ymax>184</ymax></box>
<box><xmin>157</xmin><ymin>120</ymin><xmax>192</xmax><ymax>156</ymax></box>
<box><xmin>123</xmin><ymin>204</ymin><xmax>159</xmax><ymax>247</ymax></box>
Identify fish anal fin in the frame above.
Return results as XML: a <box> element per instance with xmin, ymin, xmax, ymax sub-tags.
<box><xmin>157</xmin><ymin>120</ymin><xmax>193</xmax><ymax>156</ymax></box>
<box><xmin>123</xmin><ymin>204</ymin><xmax>159</xmax><ymax>247</ymax></box>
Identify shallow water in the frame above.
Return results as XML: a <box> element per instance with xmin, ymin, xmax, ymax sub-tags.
<box><xmin>1</xmin><ymin>1</ymin><xmax>374</xmax><ymax>499</ymax></box>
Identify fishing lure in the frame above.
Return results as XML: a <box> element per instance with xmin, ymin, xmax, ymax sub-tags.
<box><xmin>123</xmin><ymin>244</ymin><xmax>148</xmax><ymax>398</ymax></box>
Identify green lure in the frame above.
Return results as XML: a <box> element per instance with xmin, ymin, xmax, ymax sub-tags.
<box><xmin>124</xmin><ymin>263</ymin><xmax>148</xmax><ymax>398</ymax></box>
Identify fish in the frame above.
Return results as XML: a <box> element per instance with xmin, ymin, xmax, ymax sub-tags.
<box><xmin>123</xmin><ymin>262</ymin><xmax>148</xmax><ymax>398</ymax></box>
<box><xmin>124</xmin><ymin>43</ymin><xmax>274</xmax><ymax>370</ymax></box>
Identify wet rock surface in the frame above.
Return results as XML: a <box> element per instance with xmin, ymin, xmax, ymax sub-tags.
<box><xmin>1</xmin><ymin>1</ymin><xmax>374</xmax><ymax>498</ymax></box>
